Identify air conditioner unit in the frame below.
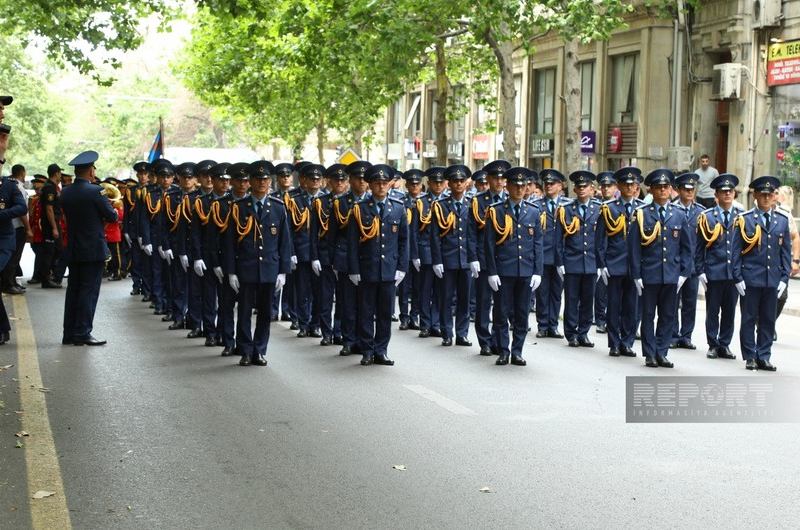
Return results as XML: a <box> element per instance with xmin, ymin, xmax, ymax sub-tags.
<box><xmin>711</xmin><ymin>63</ymin><xmax>743</xmax><ymax>100</ymax></box>
<box><xmin>753</xmin><ymin>0</ymin><xmax>782</xmax><ymax>28</ymax></box>
<box><xmin>667</xmin><ymin>146</ymin><xmax>694</xmax><ymax>171</ymax></box>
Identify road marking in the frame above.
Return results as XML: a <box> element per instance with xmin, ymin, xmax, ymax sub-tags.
<box><xmin>13</xmin><ymin>296</ymin><xmax>72</xmax><ymax>529</ymax></box>
<box><xmin>403</xmin><ymin>384</ymin><xmax>478</xmax><ymax>416</ymax></box>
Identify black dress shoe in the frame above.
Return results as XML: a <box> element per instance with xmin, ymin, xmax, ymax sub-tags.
<box><xmin>479</xmin><ymin>346</ymin><xmax>492</xmax><ymax>356</ymax></box>
<box><xmin>578</xmin><ymin>337</ymin><xmax>594</xmax><ymax>348</ymax></box>
<box><xmin>360</xmin><ymin>355</ymin><xmax>374</xmax><ymax>365</ymax></box>
<box><xmin>717</xmin><ymin>347</ymin><xmax>736</xmax><ymax>360</ymax></box>
<box><xmin>408</xmin><ymin>321</ymin><xmax>420</xmax><ymax>330</ymax></box>
<box><xmin>333</xmin><ymin>336</ymin><xmax>343</xmax><ymax>345</ymax></box>
<box><xmin>339</xmin><ymin>346</ymin><xmax>352</xmax><ymax>356</ymax></box>
<box><xmin>495</xmin><ymin>356</ymin><xmax>509</xmax><ymax>365</ymax></box>
<box><xmin>706</xmin><ymin>347</ymin><xmax>719</xmax><ymax>359</ymax></box>
<box><xmin>656</xmin><ymin>356</ymin><xmax>674</xmax><ymax>368</ymax></box>
<box><xmin>27</xmin><ymin>278</ymin><xmax>42</xmax><ymax>285</ymax></box>
<box><xmin>399</xmin><ymin>321</ymin><xmax>409</xmax><ymax>330</ymax></box>
<box><xmin>418</xmin><ymin>330</ymin><xmax>430</xmax><ymax>338</ymax></box>
<box><xmin>596</xmin><ymin>324</ymin><xmax>607</xmax><ymax>334</ymax></box>
<box><xmin>239</xmin><ymin>355</ymin><xmax>252</xmax><ymax>366</ymax></box>
<box><xmin>456</xmin><ymin>337</ymin><xmax>472</xmax><ymax>347</ymax></box>
<box><xmin>620</xmin><ymin>346</ymin><xmax>637</xmax><ymax>357</ymax></box>
<box><xmin>153</xmin><ymin>309</ymin><xmax>166</xmax><ymax>316</ymax></box>
<box><xmin>535</xmin><ymin>330</ymin><xmax>548</xmax><ymax>338</ymax></box>
<box><xmin>205</xmin><ymin>337</ymin><xmax>217</xmax><ymax>347</ymax></box>
<box><xmin>252</xmin><ymin>355</ymin><xmax>268</xmax><ymax>366</ymax></box>
<box><xmin>510</xmin><ymin>356</ymin><xmax>527</xmax><ymax>366</ymax></box>
<box><xmin>441</xmin><ymin>337</ymin><xmax>453</xmax><ymax>346</ymax></box>
<box><xmin>430</xmin><ymin>329</ymin><xmax>442</xmax><ymax>338</ymax></box>
<box><xmin>757</xmin><ymin>359</ymin><xmax>777</xmax><ymax>371</ymax></box>
<box><xmin>3</xmin><ymin>285</ymin><xmax>24</xmax><ymax>295</ymax></box>
<box><xmin>215</xmin><ymin>338</ymin><xmax>224</xmax><ymax>346</ymax></box>
<box><xmin>74</xmin><ymin>336</ymin><xmax>107</xmax><ymax>346</ymax></box>
<box><xmin>61</xmin><ymin>337</ymin><xmax>72</xmax><ymax>345</ymax></box>
<box><xmin>568</xmin><ymin>338</ymin><xmax>580</xmax><ymax>347</ymax></box>
<box><xmin>669</xmin><ymin>340</ymin><xmax>680</xmax><ymax>349</ymax></box>
<box><xmin>645</xmin><ymin>356</ymin><xmax>658</xmax><ymax>367</ymax></box>
<box><xmin>547</xmin><ymin>330</ymin><xmax>564</xmax><ymax>339</ymax></box>
<box><xmin>374</xmin><ymin>355</ymin><xmax>394</xmax><ymax>366</ymax></box>
<box><xmin>309</xmin><ymin>329</ymin><xmax>322</xmax><ymax>338</ymax></box>
<box><xmin>678</xmin><ymin>340</ymin><xmax>697</xmax><ymax>350</ymax></box>
<box><xmin>108</xmin><ymin>274</ymin><xmax>122</xmax><ymax>281</ymax></box>
<box><xmin>320</xmin><ymin>337</ymin><xmax>332</xmax><ymax>346</ymax></box>
<box><xmin>297</xmin><ymin>330</ymin><xmax>307</xmax><ymax>338</ymax></box>
<box><xmin>161</xmin><ymin>314</ymin><xmax>173</xmax><ymax>322</ymax></box>
<box><xmin>168</xmin><ymin>321</ymin><xmax>185</xmax><ymax>329</ymax></box>
<box><xmin>142</xmin><ymin>295</ymin><xmax>152</xmax><ymax>302</ymax></box>
<box><xmin>391</xmin><ymin>315</ymin><xmax>398</xmax><ymax>322</ymax></box>
<box><xmin>271</xmin><ymin>314</ymin><xmax>279</xmax><ymax>321</ymax></box>
<box><xmin>745</xmin><ymin>359</ymin><xmax>758</xmax><ymax>370</ymax></box>
<box><xmin>609</xmin><ymin>347</ymin><xmax>620</xmax><ymax>357</ymax></box>
<box><xmin>187</xmin><ymin>328</ymin><xmax>203</xmax><ymax>338</ymax></box>
<box><xmin>41</xmin><ymin>280</ymin><xmax>62</xmax><ymax>289</ymax></box>
<box><xmin>281</xmin><ymin>314</ymin><xmax>292</xmax><ymax>322</ymax></box>
<box><xmin>289</xmin><ymin>322</ymin><xmax>299</xmax><ymax>330</ymax></box>
<box><xmin>130</xmin><ymin>288</ymin><xmax>141</xmax><ymax>296</ymax></box>
<box><xmin>221</xmin><ymin>347</ymin><xmax>234</xmax><ymax>357</ymax></box>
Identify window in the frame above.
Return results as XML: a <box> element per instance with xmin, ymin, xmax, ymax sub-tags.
<box><xmin>534</xmin><ymin>68</ymin><xmax>556</xmax><ymax>134</ymax></box>
<box><xmin>610</xmin><ymin>54</ymin><xmax>639</xmax><ymax>123</ymax></box>
<box><xmin>390</xmin><ymin>98</ymin><xmax>402</xmax><ymax>143</ymax></box>
<box><xmin>450</xmin><ymin>87</ymin><xmax>467</xmax><ymax>142</ymax></box>
<box><xmin>406</xmin><ymin>92</ymin><xmax>422</xmax><ymax>139</ymax></box>
<box><xmin>425</xmin><ymin>89</ymin><xmax>437</xmax><ymax>141</ymax></box>
<box><xmin>580</xmin><ymin>62</ymin><xmax>595</xmax><ymax>131</ymax></box>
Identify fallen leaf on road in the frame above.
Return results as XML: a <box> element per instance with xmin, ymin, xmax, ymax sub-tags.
<box><xmin>15</xmin><ymin>431</ymin><xmax>29</xmax><ymax>437</ymax></box>
<box><xmin>35</xmin><ymin>386</ymin><xmax>51</xmax><ymax>393</ymax></box>
<box><xmin>479</xmin><ymin>487</ymin><xmax>492</xmax><ymax>493</ymax></box>
<box><xmin>15</xmin><ymin>441</ymin><xmax>23</xmax><ymax>448</ymax></box>
<box><xmin>0</xmin><ymin>364</ymin><xmax>13</xmax><ymax>371</ymax></box>
<box><xmin>392</xmin><ymin>465</ymin><xmax>407</xmax><ymax>471</ymax></box>
<box><xmin>33</xmin><ymin>491</ymin><xmax>55</xmax><ymax>499</ymax></box>
<box><xmin>126</xmin><ymin>506</ymin><xmax>132</xmax><ymax>511</ymax></box>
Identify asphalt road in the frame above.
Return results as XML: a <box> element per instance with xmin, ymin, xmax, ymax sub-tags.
<box><xmin>2</xmin><ymin>258</ymin><xmax>800</xmax><ymax>529</ymax></box>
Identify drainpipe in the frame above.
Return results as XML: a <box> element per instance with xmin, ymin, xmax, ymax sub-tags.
<box><xmin>671</xmin><ymin>0</ymin><xmax>686</xmax><ymax>147</ymax></box>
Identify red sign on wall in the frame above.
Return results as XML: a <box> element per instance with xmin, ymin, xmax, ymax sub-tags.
<box><xmin>472</xmin><ymin>134</ymin><xmax>490</xmax><ymax>159</ymax></box>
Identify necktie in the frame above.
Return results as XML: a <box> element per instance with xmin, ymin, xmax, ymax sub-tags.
<box><xmin>659</xmin><ymin>206</ymin><xmax>665</xmax><ymax>224</ymax></box>
<box><xmin>764</xmin><ymin>212</ymin><xmax>770</xmax><ymax>228</ymax></box>
<box><xmin>579</xmin><ymin>204</ymin><xmax>586</xmax><ymax>219</ymax></box>
<box><xmin>377</xmin><ymin>202</ymin><xmax>383</xmax><ymax>217</ymax></box>
<box><xmin>494</xmin><ymin>195</ymin><xmax>501</xmax><ymax>203</ymax></box>
<box><xmin>723</xmin><ymin>210</ymin><xmax>729</xmax><ymax>226</ymax></box>
<box><xmin>514</xmin><ymin>204</ymin><xmax>521</xmax><ymax>219</ymax></box>
<box><xmin>625</xmin><ymin>202</ymin><xmax>632</xmax><ymax>217</ymax></box>
<box><xmin>549</xmin><ymin>200</ymin><xmax>555</xmax><ymax>214</ymax></box>
<box><xmin>256</xmin><ymin>200</ymin><xmax>263</xmax><ymax>219</ymax></box>
<box><xmin>455</xmin><ymin>201</ymin><xmax>462</xmax><ymax>214</ymax></box>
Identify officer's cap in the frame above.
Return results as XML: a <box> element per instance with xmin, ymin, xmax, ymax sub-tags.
<box><xmin>540</xmin><ymin>169</ymin><xmax>565</xmax><ymax>184</ymax></box>
<box><xmin>675</xmin><ymin>172</ymin><xmax>699</xmax><ymax>189</ymax></box>
<box><xmin>711</xmin><ymin>173</ymin><xmax>739</xmax><ymax>191</ymax></box>
<box><xmin>471</xmin><ymin>170</ymin><xmax>488</xmax><ymax>184</ymax></box>
<box><xmin>123</xmin><ymin>178</ymin><xmax>138</xmax><ymax>186</ymax></box>
<box><xmin>104</xmin><ymin>177</ymin><xmax>120</xmax><ymax>185</ymax></box>
<box><xmin>750</xmin><ymin>175</ymin><xmax>781</xmax><ymax>193</ymax></box>
<box><xmin>612</xmin><ymin>167</ymin><xmax>643</xmax><ymax>184</ymax></box>
<box><xmin>248</xmin><ymin>161</ymin><xmax>274</xmax><ymax>179</ymax></box>
<box><xmin>47</xmin><ymin>163</ymin><xmax>64</xmax><ymax>176</ymax></box>
<box><xmin>394</xmin><ymin>168</ymin><xmax>403</xmax><ymax>180</ymax></box>
<box><xmin>424</xmin><ymin>166</ymin><xmax>447</xmax><ymax>182</ymax></box>
<box><xmin>133</xmin><ymin>161</ymin><xmax>151</xmax><ymax>173</ymax></box>
<box><xmin>364</xmin><ymin>164</ymin><xmax>394</xmax><ymax>183</ymax></box>
<box><xmin>483</xmin><ymin>159</ymin><xmax>511</xmax><ymax>178</ymax></box>
<box><xmin>152</xmin><ymin>159</ymin><xmax>175</xmax><ymax>177</ymax></box>
<box><xmin>597</xmin><ymin>171</ymin><xmax>615</xmax><ymax>185</ymax></box>
<box><xmin>196</xmin><ymin>160</ymin><xmax>217</xmax><ymax>175</ymax></box>
<box><xmin>569</xmin><ymin>170</ymin><xmax>595</xmax><ymax>186</ymax></box>
<box><xmin>274</xmin><ymin>163</ymin><xmax>294</xmax><ymax>177</ymax></box>
<box><xmin>0</xmin><ymin>95</ymin><xmax>12</xmax><ymax>106</ymax></box>
<box><xmin>294</xmin><ymin>161</ymin><xmax>312</xmax><ymax>176</ymax></box>
<box><xmin>403</xmin><ymin>169</ymin><xmax>424</xmax><ymax>184</ymax></box>
<box><xmin>644</xmin><ymin>168</ymin><xmax>675</xmax><ymax>187</ymax></box>
<box><xmin>346</xmin><ymin>161</ymin><xmax>372</xmax><ymax>178</ymax></box>
<box><xmin>209</xmin><ymin>162</ymin><xmax>232</xmax><ymax>179</ymax></box>
<box><xmin>32</xmin><ymin>175</ymin><xmax>47</xmax><ymax>187</ymax></box>
<box><xmin>324</xmin><ymin>163</ymin><xmax>348</xmax><ymax>180</ymax></box>
<box><xmin>68</xmin><ymin>150</ymin><xmax>99</xmax><ymax>168</ymax></box>
<box><xmin>301</xmin><ymin>163</ymin><xmax>325</xmax><ymax>179</ymax></box>
<box><xmin>506</xmin><ymin>167</ymin><xmax>534</xmax><ymax>186</ymax></box>
<box><xmin>444</xmin><ymin>164</ymin><xmax>471</xmax><ymax>181</ymax></box>
<box><xmin>227</xmin><ymin>162</ymin><xmax>250</xmax><ymax>180</ymax></box>
<box><xmin>176</xmin><ymin>162</ymin><xmax>197</xmax><ymax>178</ymax></box>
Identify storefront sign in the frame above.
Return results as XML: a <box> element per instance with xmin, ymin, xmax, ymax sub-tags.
<box><xmin>472</xmin><ymin>134</ymin><xmax>490</xmax><ymax>159</ymax></box>
<box><xmin>581</xmin><ymin>131</ymin><xmax>596</xmax><ymax>154</ymax></box>
<box><xmin>767</xmin><ymin>39</ymin><xmax>800</xmax><ymax>86</ymax></box>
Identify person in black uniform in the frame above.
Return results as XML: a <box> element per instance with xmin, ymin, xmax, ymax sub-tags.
<box><xmin>38</xmin><ymin>163</ymin><xmax>65</xmax><ymax>288</ymax></box>
<box><xmin>0</xmin><ymin>168</ymin><xmax>29</xmax><ymax>345</ymax></box>
<box><xmin>60</xmin><ymin>151</ymin><xmax>118</xmax><ymax>345</ymax></box>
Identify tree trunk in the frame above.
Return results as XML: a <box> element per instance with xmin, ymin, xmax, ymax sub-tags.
<box><xmin>485</xmin><ymin>24</ymin><xmax>517</xmax><ymax>165</ymax></box>
<box><xmin>213</xmin><ymin>124</ymin><xmax>226</xmax><ymax>148</ymax></box>
<box><xmin>316</xmin><ymin>116</ymin><xmax>325</xmax><ymax>163</ymax></box>
<box><xmin>562</xmin><ymin>39</ymin><xmax>582</xmax><ymax>175</ymax></box>
<box><xmin>435</xmin><ymin>40</ymin><xmax>449</xmax><ymax>167</ymax></box>
<box><xmin>353</xmin><ymin>128</ymin><xmax>363</xmax><ymax>158</ymax></box>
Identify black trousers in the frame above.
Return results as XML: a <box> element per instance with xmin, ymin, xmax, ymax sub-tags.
<box><xmin>1</xmin><ymin>227</ymin><xmax>26</xmax><ymax>289</ymax></box>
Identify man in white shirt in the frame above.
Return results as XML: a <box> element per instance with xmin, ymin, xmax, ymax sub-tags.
<box><xmin>695</xmin><ymin>154</ymin><xmax>719</xmax><ymax>209</ymax></box>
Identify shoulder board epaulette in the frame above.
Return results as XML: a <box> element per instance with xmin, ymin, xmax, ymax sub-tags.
<box><xmin>559</xmin><ymin>198</ymin><xmax>575</xmax><ymax>206</ymax></box>
<box><xmin>603</xmin><ymin>198</ymin><xmax>618</xmax><ymax>206</ymax></box>
<box><xmin>589</xmin><ymin>198</ymin><xmax>602</xmax><ymax>205</ymax></box>
<box><xmin>701</xmin><ymin>207</ymin><xmax>715</xmax><ymax>215</ymax></box>
<box><xmin>674</xmin><ymin>203</ymin><xmax>687</xmax><ymax>211</ymax></box>
<box><xmin>268</xmin><ymin>196</ymin><xmax>284</xmax><ymax>205</ymax></box>
<box><xmin>388</xmin><ymin>197</ymin><xmax>404</xmax><ymax>205</ymax></box>
<box><xmin>634</xmin><ymin>202</ymin><xmax>648</xmax><ymax>211</ymax></box>
<box><xmin>775</xmin><ymin>207</ymin><xmax>791</xmax><ymax>218</ymax></box>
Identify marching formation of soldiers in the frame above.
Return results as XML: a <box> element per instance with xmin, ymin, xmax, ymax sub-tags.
<box><xmin>115</xmin><ymin>158</ymin><xmax>793</xmax><ymax>371</ymax></box>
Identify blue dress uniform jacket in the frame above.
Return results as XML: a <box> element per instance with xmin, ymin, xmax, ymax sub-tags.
<box><xmin>0</xmin><ymin>178</ymin><xmax>29</xmax><ymax>335</ymax></box>
<box><xmin>225</xmin><ymin>196</ymin><xmax>292</xmax><ymax>283</ymax></box>
<box><xmin>555</xmin><ymin>199</ymin><xmax>601</xmax><ymax>274</ymax></box>
<box><xmin>672</xmin><ymin>201</ymin><xmax>704</xmax><ymax>344</ymax></box>
<box><xmin>310</xmin><ymin>192</ymin><xmax>335</xmax><ymax>267</ymax></box>
<box><xmin>532</xmin><ymin>195</ymin><xmax>571</xmax><ymax>334</ymax></box>
<box><xmin>628</xmin><ymin>202</ymin><xmax>693</xmax><ymax>284</ymax></box>
<box><xmin>595</xmin><ymin>198</ymin><xmax>644</xmax><ymax>276</ymax></box>
<box><xmin>348</xmin><ymin>197</ymin><xmax>409</xmax><ymax>281</ymax></box>
<box><xmin>285</xmin><ymin>188</ymin><xmax>313</xmax><ymax>262</ymax></box>
<box><xmin>411</xmin><ymin>193</ymin><xmax>437</xmax><ymax>265</ymax></box>
<box><xmin>430</xmin><ymin>195</ymin><xmax>470</xmax><ymax>270</ymax></box>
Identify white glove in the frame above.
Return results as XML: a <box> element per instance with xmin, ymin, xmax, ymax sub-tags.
<box><xmin>228</xmin><ymin>274</ymin><xmax>240</xmax><ymax>293</ymax></box>
<box><xmin>677</xmin><ymin>275</ymin><xmax>687</xmax><ymax>293</ymax></box>
<box><xmin>158</xmin><ymin>246</ymin><xmax>166</xmax><ymax>259</ymax></box>
<box><xmin>698</xmin><ymin>273</ymin><xmax>707</xmax><ymax>291</ymax></box>
<box><xmin>634</xmin><ymin>278</ymin><xmax>644</xmax><ymax>297</ymax></box>
<box><xmin>213</xmin><ymin>266</ymin><xmax>224</xmax><ymax>283</ymax></box>
<box><xmin>164</xmin><ymin>248</ymin><xmax>173</xmax><ymax>265</ymax></box>
<box><xmin>778</xmin><ymin>280</ymin><xmax>787</xmax><ymax>298</ymax></box>
<box><xmin>193</xmin><ymin>259</ymin><xmax>206</xmax><ymax>277</ymax></box>
<box><xmin>596</xmin><ymin>268</ymin><xmax>603</xmax><ymax>280</ymax></box>
<box><xmin>349</xmin><ymin>274</ymin><xmax>360</xmax><ymax>286</ymax></box>
<box><xmin>530</xmin><ymin>274</ymin><xmax>542</xmax><ymax>291</ymax></box>
<box><xmin>557</xmin><ymin>266</ymin><xmax>565</xmax><ymax>280</ymax></box>
<box><xmin>412</xmin><ymin>259</ymin><xmax>421</xmax><ymax>271</ymax></box>
<box><xmin>600</xmin><ymin>267</ymin><xmax>609</xmax><ymax>286</ymax></box>
<box><xmin>470</xmin><ymin>261</ymin><xmax>480</xmax><ymax>279</ymax></box>
<box><xmin>180</xmin><ymin>254</ymin><xmax>189</xmax><ymax>271</ymax></box>
<box><xmin>433</xmin><ymin>264</ymin><xmax>444</xmax><ymax>278</ymax></box>
<box><xmin>311</xmin><ymin>260</ymin><xmax>322</xmax><ymax>276</ymax></box>
<box><xmin>124</xmin><ymin>233</ymin><xmax>132</xmax><ymax>246</ymax></box>
<box><xmin>291</xmin><ymin>255</ymin><xmax>297</xmax><ymax>271</ymax></box>
<box><xmin>394</xmin><ymin>270</ymin><xmax>406</xmax><ymax>286</ymax></box>
<box><xmin>143</xmin><ymin>244</ymin><xmax>153</xmax><ymax>256</ymax></box>
<box><xmin>735</xmin><ymin>281</ymin><xmax>746</xmax><ymax>297</ymax></box>
<box><xmin>275</xmin><ymin>273</ymin><xmax>286</xmax><ymax>291</ymax></box>
<box><xmin>488</xmin><ymin>275</ymin><xmax>501</xmax><ymax>292</ymax></box>
<box><xmin>137</xmin><ymin>236</ymin><xmax>143</xmax><ymax>248</ymax></box>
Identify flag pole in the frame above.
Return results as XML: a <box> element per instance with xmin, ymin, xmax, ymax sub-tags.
<box><xmin>159</xmin><ymin>116</ymin><xmax>164</xmax><ymax>159</ymax></box>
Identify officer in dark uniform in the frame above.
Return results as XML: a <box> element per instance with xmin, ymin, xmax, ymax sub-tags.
<box><xmin>556</xmin><ymin>171</ymin><xmax>601</xmax><ymax>347</ymax></box>
<box><xmin>398</xmin><ymin>169</ymin><xmax>424</xmax><ymax>331</ymax></box>
<box><xmin>468</xmin><ymin>160</ymin><xmax>508</xmax><ymax>355</ymax></box>
<box><xmin>124</xmin><ymin>162</ymin><xmax>150</xmax><ymax>295</ymax></box>
<box><xmin>162</xmin><ymin>162</ymin><xmax>194</xmax><ymax>330</ymax></box>
<box><xmin>695</xmin><ymin>174</ymin><xmax>741</xmax><ymax>360</ymax></box>
<box><xmin>593</xmin><ymin>171</ymin><xmax>616</xmax><ymax>333</ymax></box>
<box><xmin>173</xmin><ymin>162</ymin><xmax>204</xmax><ymax>335</ymax></box>
<box><xmin>348</xmin><ymin>164</ymin><xmax>408</xmax><ymax>366</ymax></box>
<box><xmin>270</xmin><ymin>163</ymin><xmax>296</xmax><ymax>323</ymax></box>
<box><xmin>430</xmin><ymin>164</ymin><xmax>473</xmax><ymax>347</ymax></box>
<box><xmin>533</xmin><ymin>169</ymin><xmax>569</xmax><ymax>338</ymax></box>
<box><xmin>225</xmin><ymin>161</ymin><xmax>292</xmax><ymax>366</ymax></box>
<box><xmin>0</xmin><ymin>167</ymin><xmax>28</xmax><ymax>344</ymax></box>
<box><xmin>595</xmin><ymin>167</ymin><xmax>645</xmax><ymax>357</ymax></box>
<box><xmin>38</xmin><ymin>163</ymin><xmax>65</xmax><ymax>287</ymax></box>
<box><xmin>60</xmin><ymin>151</ymin><xmax>118</xmax><ymax>345</ymax></box>
<box><xmin>628</xmin><ymin>169</ymin><xmax>693</xmax><ymax>367</ymax></box>
<box><xmin>731</xmin><ymin>175</ymin><xmax>790</xmax><ymax>371</ymax></box>
<box><xmin>140</xmin><ymin>159</ymin><xmax>177</xmax><ymax>317</ymax></box>
<box><xmin>414</xmin><ymin>166</ymin><xmax>447</xmax><ymax>338</ymax></box>
<box><xmin>484</xmin><ymin>167</ymin><xmax>543</xmax><ymax>366</ymax></box>
<box><xmin>670</xmin><ymin>172</ymin><xmax>704</xmax><ymax>349</ymax></box>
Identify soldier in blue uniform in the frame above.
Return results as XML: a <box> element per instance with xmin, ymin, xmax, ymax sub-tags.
<box><xmin>397</xmin><ymin>169</ymin><xmax>424</xmax><ymax>331</ymax></box>
<box><xmin>125</xmin><ymin>161</ymin><xmax>150</xmax><ymax>296</ymax></box>
<box><xmin>348</xmin><ymin>164</ymin><xmax>408</xmax><ymax>366</ymax></box>
<box><xmin>468</xmin><ymin>160</ymin><xmax>508</xmax><ymax>355</ymax></box>
<box><xmin>225</xmin><ymin>161</ymin><xmax>292</xmax><ymax>366</ymax></box>
<box><xmin>60</xmin><ymin>151</ymin><xmax>118</xmax><ymax>346</ymax></box>
<box><xmin>310</xmin><ymin>164</ymin><xmax>340</xmax><ymax>345</ymax></box>
<box><xmin>430</xmin><ymin>164</ymin><xmax>473</xmax><ymax>346</ymax></box>
<box><xmin>595</xmin><ymin>167</ymin><xmax>645</xmax><ymax>357</ymax></box>
<box><xmin>695</xmin><ymin>173</ymin><xmax>741</xmax><ymax>360</ymax></box>
<box><xmin>628</xmin><ymin>169</ymin><xmax>693</xmax><ymax>367</ymax></box>
<box><xmin>0</xmin><ymin>166</ymin><xmax>28</xmax><ymax>344</ymax></box>
<box><xmin>556</xmin><ymin>171</ymin><xmax>601</xmax><ymax>347</ymax></box>
<box><xmin>731</xmin><ymin>175</ymin><xmax>790</xmax><ymax>371</ymax></box>
<box><xmin>413</xmin><ymin>166</ymin><xmax>447</xmax><ymax>338</ymax></box>
<box><xmin>270</xmin><ymin>163</ymin><xmax>296</xmax><ymax>323</ymax></box>
<box><xmin>533</xmin><ymin>169</ymin><xmax>569</xmax><ymax>338</ymax></box>
<box><xmin>484</xmin><ymin>167</ymin><xmax>543</xmax><ymax>365</ymax></box>
<box><xmin>670</xmin><ymin>172</ymin><xmax>704</xmax><ymax>349</ymax></box>
<box><xmin>593</xmin><ymin>171</ymin><xmax>616</xmax><ymax>333</ymax></box>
